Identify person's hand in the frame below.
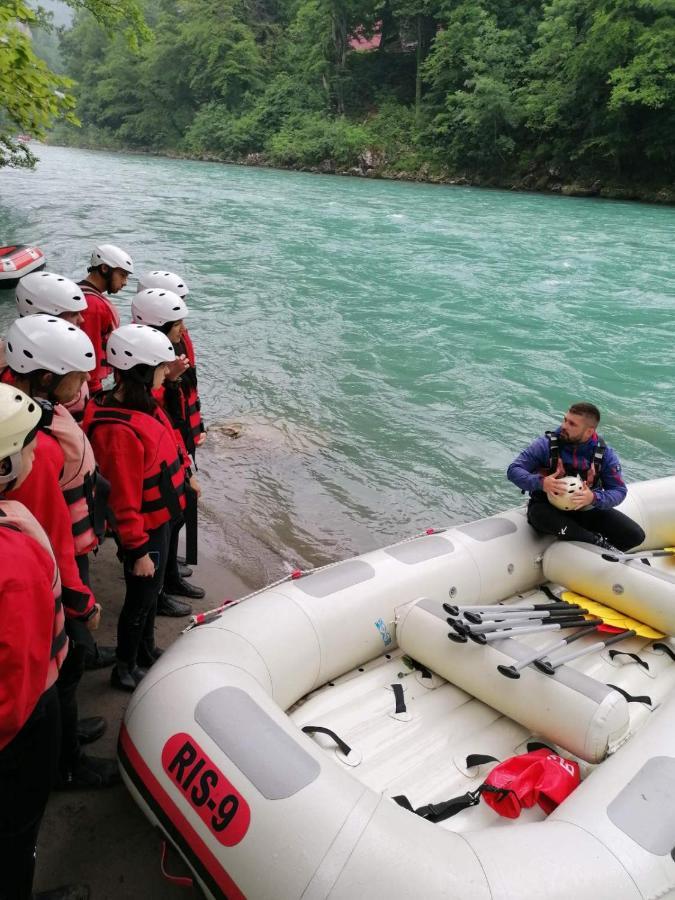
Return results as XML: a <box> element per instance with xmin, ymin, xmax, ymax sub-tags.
<box><xmin>86</xmin><ymin>603</ymin><xmax>102</xmax><ymax>631</ymax></box>
<box><xmin>165</xmin><ymin>355</ymin><xmax>190</xmax><ymax>382</ymax></box>
<box><xmin>189</xmin><ymin>475</ymin><xmax>202</xmax><ymax>498</ymax></box>
<box><xmin>195</xmin><ymin>431</ymin><xmax>207</xmax><ymax>447</ymax></box>
<box><xmin>569</xmin><ymin>482</ymin><xmax>594</xmax><ymax>509</ymax></box>
<box><xmin>542</xmin><ymin>473</ymin><xmax>567</xmax><ymax>496</ymax></box>
<box><xmin>133</xmin><ymin>553</ymin><xmax>156</xmax><ymax>577</ymax></box>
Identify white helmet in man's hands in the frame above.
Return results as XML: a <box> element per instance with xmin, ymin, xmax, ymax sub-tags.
<box><xmin>131</xmin><ymin>289</ymin><xmax>189</xmax><ymax>328</ymax></box>
<box><xmin>547</xmin><ymin>474</ymin><xmax>585</xmax><ymax>511</ymax></box>
<box><xmin>106</xmin><ymin>324</ymin><xmax>176</xmax><ymax>370</ymax></box>
<box><xmin>137</xmin><ymin>271</ymin><xmax>189</xmax><ymax>298</ymax></box>
<box><xmin>16</xmin><ymin>271</ymin><xmax>86</xmax><ymax>317</ymax></box>
<box><xmin>90</xmin><ymin>244</ymin><xmax>134</xmax><ymax>274</ymax></box>
<box><xmin>0</xmin><ymin>384</ymin><xmax>42</xmax><ymax>484</ymax></box>
<box><xmin>5</xmin><ymin>315</ymin><xmax>96</xmax><ymax>375</ymax></box>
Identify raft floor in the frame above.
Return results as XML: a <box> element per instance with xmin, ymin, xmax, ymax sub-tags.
<box><xmin>289</xmin><ymin>583</ymin><xmax>675</xmax><ymax>832</ymax></box>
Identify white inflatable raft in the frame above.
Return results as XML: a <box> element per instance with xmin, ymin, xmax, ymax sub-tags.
<box><xmin>120</xmin><ymin>476</ymin><xmax>675</xmax><ymax>899</ymax></box>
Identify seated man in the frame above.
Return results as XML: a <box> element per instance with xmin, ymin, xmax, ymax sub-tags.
<box><xmin>507</xmin><ymin>402</ymin><xmax>645</xmax><ymax>552</ymax></box>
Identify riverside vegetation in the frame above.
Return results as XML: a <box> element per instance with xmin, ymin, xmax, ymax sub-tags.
<box><xmin>3</xmin><ymin>0</ymin><xmax>675</xmax><ymax>200</ymax></box>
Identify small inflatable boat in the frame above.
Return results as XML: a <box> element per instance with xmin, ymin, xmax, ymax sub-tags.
<box><xmin>120</xmin><ymin>476</ymin><xmax>675</xmax><ymax>899</ymax></box>
<box><xmin>0</xmin><ymin>245</ymin><xmax>46</xmax><ymax>288</ymax></box>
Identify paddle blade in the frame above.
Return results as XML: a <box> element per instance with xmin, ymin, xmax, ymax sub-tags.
<box><xmin>561</xmin><ymin>590</ymin><xmax>664</xmax><ymax>639</ymax></box>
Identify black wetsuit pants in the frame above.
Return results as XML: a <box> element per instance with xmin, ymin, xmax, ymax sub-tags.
<box><xmin>527</xmin><ymin>494</ymin><xmax>646</xmax><ymax>551</ymax></box>
<box><xmin>0</xmin><ymin>686</ymin><xmax>61</xmax><ymax>900</ymax></box>
<box><xmin>118</xmin><ymin>522</ymin><xmax>170</xmax><ymax>666</ymax></box>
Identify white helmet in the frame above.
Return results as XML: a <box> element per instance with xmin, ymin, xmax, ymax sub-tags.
<box><xmin>131</xmin><ymin>288</ymin><xmax>189</xmax><ymax>328</ymax></box>
<box><xmin>106</xmin><ymin>324</ymin><xmax>176</xmax><ymax>370</ymax></box>
<box><xmin>137</xmin><ymin>270</ymin><xmax>189</xmax><ymax>298</ymax></box>
<box><xmin>16</xmin><ymin>271</ymin><xmax>86</xmax><ymax>317</ymax></box>
<box><xmin>0</xmin><ymin>384</ymin><xmax>42</xmax><ymax>484</ymax></box>
<box><xmin>547</xmin><ymin>474</ymin><xmax>585</xmax><ymax>511</ymax></box>
<box><xmin>5</xmin><ymin>315</ymin><xmax>96</xmax><ymax>375</ymax></box>
<box><xmin>90</xmin><ymin>243</ymin><xmax>134</xmax><ymax>274</ymax></box>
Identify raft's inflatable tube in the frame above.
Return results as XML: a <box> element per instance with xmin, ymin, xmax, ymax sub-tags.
<box><xmin>543</xmin><ymin>540</ymin><xmax>675</xmax><ymax>635</ymax></box>
<box><xmin>0</xmin><ymin>245</ymin><xmax>45</xmax><ymax>286</ymax></box>
<box><xmin>120</xmin><ymin>475</ymin><xmax>675</xmax><ymax>900</ymax></box>
<box><xmin>396</xmin><ymin>597</ymin><xmax>630</xmax><ymax>763</ymax></box>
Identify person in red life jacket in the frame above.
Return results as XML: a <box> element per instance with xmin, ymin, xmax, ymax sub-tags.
<box><xmin>507</xmin><ymin>402</ymin><xmax>645</xmax><ymax>552</ymax></box>
<box><xmin>4</xmin><ymin>316</ymin><xmax>120</xmax><ymax>791</ymax></box>
<box><xmin>8</xmin><ymin>273</ymin><xmax>117</xmax><ymax>670</ymax></box>
<box><xmin>131</xmin><ymin>287</ymin><xmax>205</xmax><ymax>614</ymax></box>
<box><xmin>0</xmin><ymin>384</ymin><xmax>88</xmax><ymax>900</ymax></box>
<box><xmin>83</xmin><ymin>324</ymin><xmax>191</xmax><ymax>691</ymax></box>
<box><xmin>14</xmin><ymin>271</ymin><xmax>91</xmax><ymax>423</ymax></box>
<box><xmin>137</xmin><ymin>270</ymin><xmax>207</xmax><ymax>451</ymax></box>
<box><xmin>78</xmin><ymin>243</ymin><xmax>133</xmax><ymax>395</ymax></box>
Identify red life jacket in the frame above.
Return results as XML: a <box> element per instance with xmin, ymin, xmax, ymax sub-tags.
<box><xmin>78</xmin><ymin>280</ymin><xmax>121</xmax><ymax>391</ymax></box>
<box><xmin>0</xmin><ymin>500</ymin><xmax>68</xmax><ymax>750</ymax></box>
<box><xmin>181</xmin><ymin>330</ymin><xmax>204</xmax><ymax>443</ymax></box>
<box><xmin>47</xmin><ymin>404</ymin><xmax>105</xmax><ymax>555</ymax></box>
<box><xmin>83</xmin><ymin>399</ymin><xmax>186</xmax><ymax>550</ymax></box>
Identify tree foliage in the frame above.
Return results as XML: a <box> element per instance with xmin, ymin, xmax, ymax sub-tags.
<box><xmin>39</xmin><ymin>0</ymin><xmax>675</xmax><ymax>185</ymax></box>
<box><xmin>0</xmin><ymin>0</ymin><xmax>147</xmax><ymax>167</ymax></box>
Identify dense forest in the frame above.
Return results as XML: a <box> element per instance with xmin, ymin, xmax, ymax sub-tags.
<box><xmin>7</xmin><ymin>0</ymin><xmax>675</xmax><ymax>197</ymax></box>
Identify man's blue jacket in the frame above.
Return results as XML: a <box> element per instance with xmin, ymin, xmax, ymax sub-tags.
<box><xmin>507</xmin><ymin>428</ymin><xmax>627</xmax><ymax>510</ymax></box>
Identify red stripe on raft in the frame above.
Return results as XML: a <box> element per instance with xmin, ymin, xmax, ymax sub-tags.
<box><xmin>119</xmin><ymin>724</ymin><xmax>247</xmax><ymax>900</ymax></box>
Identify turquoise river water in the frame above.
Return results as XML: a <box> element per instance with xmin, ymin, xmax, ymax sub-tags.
<box><xmin>1</xmin><ymin>144</ymin><xmax>673</xmax><ymax>586</ymax></box>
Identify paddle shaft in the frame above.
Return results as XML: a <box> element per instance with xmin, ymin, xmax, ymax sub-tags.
<box><xmin>473</xmin><ymin>617</ymin><xmax>594</xmax><ymax>644</ymax></box>
<box><xmin>464</xmin><ymin>602</ymin><xmax>579</xmax><ymax>624</ymax></box>
<box><xmin>602</xmin><ymin>548</ymin><xmax>675</xmax><ymax>563</ymax></box>
<box><xmin>498</xmin><ymin>624</ymin><xmax>600</xmax><ymax>675</ymax></box>
<box><xmin>445</xmin><ymin>601</ymin><xmax>577</xmax><ymax>618</ymax></box>
<box><xmin>454</xmin><ymin>609</ymin><xmax>588</xmax><ymax>635</ymax></box>
<box><xmin>539</xmin><ymin>629</ymin><xmax>636</xmax><ymax>670</ymax></box>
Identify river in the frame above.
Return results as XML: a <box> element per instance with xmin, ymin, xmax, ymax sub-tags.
<box><xmin>1</xmin><ymin>144</ymin><xmax>673</xmax><ymax>587</ymax></box>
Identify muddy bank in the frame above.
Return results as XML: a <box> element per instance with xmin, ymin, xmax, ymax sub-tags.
<box><xmin>34</xmin><ymin>541</ymin><xmax>249</xmax><ymax>899</ymax></box>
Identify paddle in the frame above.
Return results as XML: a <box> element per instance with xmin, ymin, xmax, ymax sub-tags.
<box><xmin>449</xmin><ymin>608</ymin><xmax>589</xmax><ymax>637</ymax></box>
<box><xmin>601</xmin><ymin>547</ymin><xmax>675</xmax><ymax>563</ymax></box>
<box><xmin>467</xmin><ymin>616</ymin><xmax>597</xmax><ymax>645</ymax></box>
<box><xmin>533</xmin><ymin>629</ymin><xmax>636</xmax><ymax>675</ymax></box>
<box><xmin>497</xmin><ymin>623</ymin><xmax>601</xmax><ymax>679</ymax></box>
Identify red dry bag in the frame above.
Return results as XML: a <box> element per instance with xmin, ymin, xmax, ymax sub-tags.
<box><xmin>481</xmin><ymin>748</ymin><xmax>580</xmax><ymax>818</ymax></box>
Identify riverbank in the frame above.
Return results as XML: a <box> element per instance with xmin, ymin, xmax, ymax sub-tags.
<box><xmin>34</xmin><ymin>541</ymin><xmax>250</xmax><ymax>899</ymax></box>
<box><xmin>44</xmin><ymin>137</ymin><xmax>675</xmax><ymax>205</ymax></box>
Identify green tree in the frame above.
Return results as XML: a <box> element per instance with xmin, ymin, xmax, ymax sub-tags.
<box><xmin>0</xmin><ymin>0</ymin><xmax>147</xmax><ymax>167</ymax></box>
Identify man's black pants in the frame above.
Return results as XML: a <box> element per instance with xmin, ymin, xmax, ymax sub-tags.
<box><xmin>527</xmin><ymin>494</ymin><xmax>645</xmax><ymax>551</ymax></box>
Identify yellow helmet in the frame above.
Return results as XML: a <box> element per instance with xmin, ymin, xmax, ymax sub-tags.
<box><xmin>0</xmin><ymin>384</ymin><xmax>42</xmax><ymax>485</ymax></box>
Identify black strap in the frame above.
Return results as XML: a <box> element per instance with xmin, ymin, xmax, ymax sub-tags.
<box><xmin>653</xmin><ymin>642</ymin><xmax>675</xmax><ymax>661</ymax></box>
<box><xmin>183</xmin><ymin>484</ymin><xmax>199</xmax><ymax>566</ymax></box>
<box><xmin>394</xmin><ymin>782</ymin><xmax>516</xmax><ymax>825</ymax></box>
<box><xmin>143</xmin><ymin>456</ymin><xmax>182</xmax><ymax>489</ymax></box>
<box><xmin>401</xmin><ymin>656</ymin><xmax>432</xmax><ymax>679</ymax></box>
<box><xmin>91</xmin><ymin>469</ymin><xmax>111</xmax><ymax>540</ymax></box>
<box><xmin>302</xmin><ymin>725</ymin><xmax>352</xmax><ymax>757</ymax></box>
<box><xmin>607</xmin><ymin>684</ymin><xmax>652</xmax><ymax>705</ymax></box>
<box><xmin>608</xmin><ymin>650</ymin><xmax>649</xmax><ymax>670</ymax></box>
<box><xmin>540</xmin><ymin>585</ymin><xmax>560</xmax><ymax>602</ymax></box>
<box><xmin>391</xmin><ymin>683</ymin><xmax>406</xmax><ymax>715</ymax></box>
<box><xmin>465</xmin><ymin>754</ymin><xmax>499</xmax><ymax>769</ymax></box>
<box><xmin>545</xmin><ymin>431</ymin><xmax>560</xmax><ymax>473</ymax></box>
<box><xmin>591</xmin><ymin>436</ymin><xmax>606</xmax><ymax>487</ymax></box>
<box><xmin>527</xmin><ymin>741</ymin><xmax>556</xmax><ymax>753</ymax></box>
<box><xmin>141</xmin><ymin>463</ymin><xmax>184</xmax><ymax>516</ymax></box>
